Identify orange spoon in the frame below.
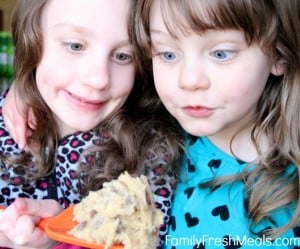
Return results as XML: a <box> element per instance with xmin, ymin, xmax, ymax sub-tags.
<box><xmin>0</xmin><ymin>205</ymin><xmax>123</xmax><ymax>249</ymax></box>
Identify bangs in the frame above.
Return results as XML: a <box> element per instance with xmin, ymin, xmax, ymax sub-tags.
<box><xmin>160</xmin><ymin>0</ymin><xmax>277</xmax><ymax>46</ymax></box>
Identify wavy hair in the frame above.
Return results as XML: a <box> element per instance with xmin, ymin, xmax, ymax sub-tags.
<box><xmin>5</xmin><ymin>0</ymin><xmax>183</xmax><ymax>192</ymax></box>
<box><xmin>134</xmin><ymin>0</ymin><xmax>300</xmax><ymax>238</ymax></box>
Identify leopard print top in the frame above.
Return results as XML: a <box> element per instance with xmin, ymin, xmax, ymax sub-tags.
<box><xmin>0</xmin><ymin>91</ymin><xmax>175</xmax><ymax>247</ymax></box>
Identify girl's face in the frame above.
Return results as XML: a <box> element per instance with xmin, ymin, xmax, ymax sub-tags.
<box><xmin>150</xmin><ymin>0</ymin><xmax>281</xmax><ymax>141</ymax></box>
<box><xmin>36</xmin><ymin>0</ymin><xmax>135</xmax><ymax>137</ymax></box>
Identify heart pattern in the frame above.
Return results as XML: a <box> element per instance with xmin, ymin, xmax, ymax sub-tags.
<box><xmin>294</xmin><ymin>226</ymin><xmax>300</xmax><ymax>237</ymax></box>
<box><xmin>185</xmin><ymin>212</ymin><xmax>199</xmax><ymax>227</ymax></box>
<box><xmin>212</xmin><ymin>205</ymin><xmax>230</xmax><ymax>221</ymax></box>
<box><xmin>208</xmin><ymin>159</ymin><xmax>221</xmax><ymax>169</ymax></box>
<box><xmin>165</xmin><ymin>136</ymin><xmax>295</xmax><ymax>249</ymax></box>
<box><xmin>184</xmin><ymin>187</ymin><xmax>195</xmax><ymax>199</ymax></box>
<box><xmin>223</xmin><ymin>235</ymin><xmax>242</xmax><ymax>249</ymax></box>
<box><xmin>187</xmin><ymin>159</ymin><xmax>196</xmax><ymax>172</ymax></box>
<box><xmin>193</xmin><ymin>242</ymin><xmax>205</xmax><ymax>249</ymax></box>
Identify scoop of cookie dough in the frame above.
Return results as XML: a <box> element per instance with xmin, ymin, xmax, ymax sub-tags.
<box><xmin>68</xmin><ymin>171</ymin><xmax>163</xmax><ymax>249</ymax></box>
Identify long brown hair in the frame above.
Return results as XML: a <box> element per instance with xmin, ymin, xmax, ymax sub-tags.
<box><xmin>6</xmin><ymin>0</ymin><xmax>183</xmax><ymax>192</ymax></box>
<box><xmin>8</xmin><ymin>0</ymin><xmax>58</xmax><ymax>179</ymax></box>
<box><xmin>134</xmin><ymin>0</ymin><xmax>300</xmax><ymax>238</ymax></box>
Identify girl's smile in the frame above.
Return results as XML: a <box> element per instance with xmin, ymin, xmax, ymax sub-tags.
<box><xmin>62</xmin><ymin>89</ymin><xmax>107</xmax><ymax>111</ymax></box>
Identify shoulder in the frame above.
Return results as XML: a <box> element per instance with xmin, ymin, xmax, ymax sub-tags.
<box><xmin>0</xmin><ymin>90</ymin><xmax>19</xmax><ymax>154</ymax></box>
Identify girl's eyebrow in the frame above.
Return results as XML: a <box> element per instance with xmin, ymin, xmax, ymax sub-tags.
<box><xmin>51</xmin><ymin>23</ymin><xmax>131</xmax><ymax>47</ymax></box>
<box><xmin>52</xmin><ymin>23</ymin><xmax>90</xmax><ymax>34</ymax></box>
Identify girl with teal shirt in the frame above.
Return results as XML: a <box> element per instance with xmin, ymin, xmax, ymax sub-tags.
<box><xmin>168</xmin><ymin>136</ymin><xmax>297</xmax><ymax>248</ymax></box>
<box><xmin>135</xmin><ymin>0</ymin><xmax>300</xmax><ymax>248</ymax></box>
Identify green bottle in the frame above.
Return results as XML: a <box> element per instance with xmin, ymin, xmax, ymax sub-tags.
<box><xmin>6</xmin><ymin>33</ymin><xmax>14</xmax><ymax>80</ymax></box>
<box><xmin>0</xmin><ymin>32</ymin><xmax>8</xmax><ymax>79</ymax></box>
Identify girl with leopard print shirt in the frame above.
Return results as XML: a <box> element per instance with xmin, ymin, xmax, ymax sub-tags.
<box><xmin>0</xmin><ymin>0</ymin><xmax>183</xmax><ymax>248</ymax></box>
<box><xmin>134</xmin><ymin>0</ymin><xmax>300</xmax><ymax>248</ymax></box>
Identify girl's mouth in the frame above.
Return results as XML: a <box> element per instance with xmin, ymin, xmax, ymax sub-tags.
<box><xmin>66</xmin><ymin>91</ymin><xmax>106</xmax><ymax>110</ymax></box>
<box><xmin>183</xmin><ymin>105</ymin><xmax>214</xmax><ymax>117</ymax></box>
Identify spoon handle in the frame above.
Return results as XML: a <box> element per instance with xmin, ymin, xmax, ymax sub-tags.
<box><xmin>38</xmin><ymin>216</ymin><xmax>51</xmax><ymax>231</ymax></box>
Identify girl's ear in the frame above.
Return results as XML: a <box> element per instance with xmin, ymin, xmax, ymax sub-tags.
<box><xmin>271</xmin><ymin>58</ymin><xmax>286</xmax><ymax>76</ymax></box>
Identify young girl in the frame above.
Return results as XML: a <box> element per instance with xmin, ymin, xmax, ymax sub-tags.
<box><xmin>135</xmin><ymin>0</ymin><xmax>300</xmax><ymax>248</ymax></box>
<box><xmin>0</xmin><ymin>0</ymin><xmax>183</xmax><ymax>248</ymax></box>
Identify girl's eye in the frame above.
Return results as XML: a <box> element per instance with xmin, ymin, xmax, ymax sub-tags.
<box><xmin>161</xmin><ymin>51</ymin><xmax>177</xmax><ymax>61</ymax></box>
<box><xmin>212</xmin><ymin>50</ymin><xmax>232</xmax><ymax>60</ymax></box>
<box><xmin>69</xmin><ymin>43</ymin><xmax>83</xmax><ymax>51</ymax></box>
<box><xmin>113</xmin><ymin>52</ymin><xmax>133</xmax><ymax>64</ymax></box>
<box><xmin>64</xmin><ymin>42</ymin><xmax>84</xmax><ymax>52</ymax></box>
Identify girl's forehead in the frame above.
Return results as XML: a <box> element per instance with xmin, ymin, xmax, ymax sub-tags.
<box><xmin>150</xmin><ymin>0</ymin><xmax>219</xmax><ymax>38</ymax></box>
<box><xmin>41</xmin><ymin>0</ymin><xmax>130</xmax><ymax>36</ymax></box>
<box><xmin>149</xmin><ymin>0</ymin><xmax>276</xmax><ymax>44</ymax></box>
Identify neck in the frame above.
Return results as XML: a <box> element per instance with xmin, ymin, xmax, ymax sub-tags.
<box><xmin>208</xmin><ymin>125</ymin><xmax>267</xmax><ymax>163</ymax></box>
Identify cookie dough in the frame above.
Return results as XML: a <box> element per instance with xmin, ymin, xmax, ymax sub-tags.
<box><xmin>68</xmin><ymin>171</ymin><xmax>163</xmax><ymax>249</ymax></box>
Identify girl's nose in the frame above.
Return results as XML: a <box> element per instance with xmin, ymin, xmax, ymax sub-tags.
<box><xmin>81</xmin><ymin>58</ymin><xmax>110</xmax><ymax>90</ymax></box>
<box><xmin>178</xmin><ymin>59</ymin><xmax>210</xmax><ymax>90</ymax></box>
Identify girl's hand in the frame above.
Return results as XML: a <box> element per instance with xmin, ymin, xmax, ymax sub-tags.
<box><xmin>0</xmin><ymin>198</ymin><xmax>62</xmax><ymax>249</ymax></box>
<box><xmin>2</xmin><ymin>84</ymin><xmax>36</xmax><ymax>150</ymax></box>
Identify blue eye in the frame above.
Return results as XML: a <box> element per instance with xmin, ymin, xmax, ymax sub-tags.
<box><xmin>113</xmin><ymin>52</ymin><xmax>133</xmax><ymax>64</ymax></box>
<box><xmin>161</xmin><ymin>51</ymin><xmax>177</xmax><ymax>61</ymax></box>
<box><xmin>64</xmin><ymin>42</ymin><xmax>84</xmax><ymax>52</ymax></box>
<box><xmin>69</xmin><ymin>43</ymin><xmax>83</xmax><ymax>51</ymax></box>
<box><xmin>212</xmin><ymin>50</ymin><xmax>232</xmax><ymax>60</ymax></box>
<box><xmin>115</xmin><ymin>52</ymin><xmax>132</xmax><ymax>62</ymax></box>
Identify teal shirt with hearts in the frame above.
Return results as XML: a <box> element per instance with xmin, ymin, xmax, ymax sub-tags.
<box><xmin>165</xmin><ymin>136</ymin><xmax>300</xmax><ymax>249</ymax></box>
